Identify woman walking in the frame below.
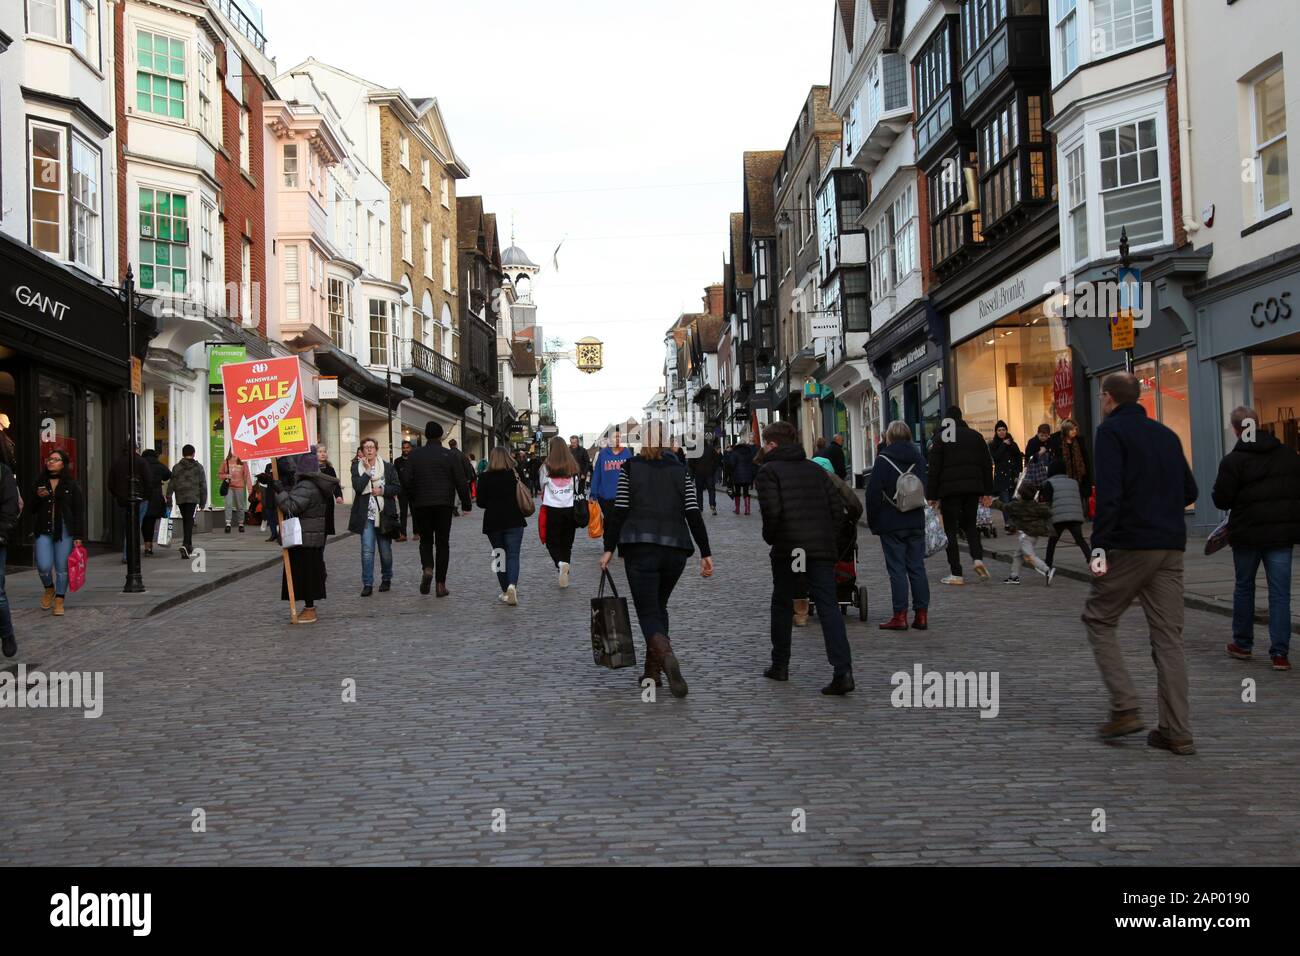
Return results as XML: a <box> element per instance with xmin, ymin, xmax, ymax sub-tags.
<box><xmin>140</xmin><ymin>448</ymin><xmax>171</xmax><ymax>556</ymax></box>
<box><xmin>218</xmin><ymin>451</ymin><xmax>252</xmax><ymax>533</ymax></box>
<box><xmin>264</xmin><ymin>449</ymin><xmax>339</xmax><ymax>624</ymax></box>
<box><xmin>864</xmin><ymin>421</ymin><xmax>931</xmax><ymax>631</ymax></box>
<box><xmin>349</xmin><ymin>437</ymin><xmax>400</xmax><ymax>596</ymax></box>
<box><xmin>1049</xmin><ymin>418</ymin><xmax>1093</xmax><ymax>504</ymax></box>
<box><xmin>728</xmin><ymin>438</ymin><xmax>757</xmax><ymax>514</ymax></box>
<box><xmin>475</xmin><ymin>446</ymin><xmax>529</xmax><ymax>605</ymax></box>
<box><xmin>989</xmin><ymin>420</ymin><xmax>1023</xmax><ymax>532</ymax></box>
<box><xmin>32</xmin><ymin>449</ymin><xmax>85</xmax><ymax>616</ymax></box>
<box><xmin>318</xmin><ymin>444</ymin><xmax>343</xmax><ymax>537</ymax></box>
<box><xmin>539</xmin><ymin>436</ymin><xmax>579</xmax><ymax>588</ymax></box>
<box><xmin>600</xmin><ymin>422</ymin><xmax>713</xmax><ymax>698</ymax></box>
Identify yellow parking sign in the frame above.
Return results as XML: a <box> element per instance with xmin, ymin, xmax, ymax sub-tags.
<box><xmin>1111</xmin><ymin>309</ymin><xmax>1135</xmax><ymax>351</ymax></box>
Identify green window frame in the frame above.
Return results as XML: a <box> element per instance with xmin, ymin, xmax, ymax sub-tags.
<box><xmin>138</xmin><ymin>188</ymin><xmax>189</xmax><ymax>293</ymax></box>
<box><xmin>136</xmin><ymin>30</ymin><xmax>186</xmax><ymax>119</ymax></box>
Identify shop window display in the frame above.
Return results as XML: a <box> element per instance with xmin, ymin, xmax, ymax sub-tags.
<box><xmin>954</xmin><ymin>310</ymin><xmax>1070</xmax><ymax>442</ymax></box>
<box><xmin>1250</xmin><ymin>354</ymin><xmax>1300</xmax><ymax>453</ymax></box>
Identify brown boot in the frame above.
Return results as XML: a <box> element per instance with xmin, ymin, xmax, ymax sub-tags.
<box><xmin>52</xmin><ymin>596</ymin><xmax>65</xmax><ymax>616</ymax></box>
<box><xmin>879</xmin><ymin>611</ymin><xmax>909</xmax><ymax>631</ymax></box>
<box><xmin>912</xmin><ymin>609</ymin><xmax>928</xmax><ymax>630</ymax></box>
<box><xmin>640</xmin><ymin>639</ymin><xmax>664</xmax><ymax>688</ymax></box>
<box><xmin>1097</xmin><ymin>708</ymin><xmax>1143</xmax><ymax>739</ymax></box>
<box><xmin>793</xmin><ymin>598</ymin><xmax>809</xmax><ymax>627</ymax></box>
<box><xmin>296</xmin><ymin>608</ymin><xmax>318</xmax><ymax>624</ymax></box>
<box><xmin>41</xmin><ymin>586</ymin><xmax>55</xmax><ymax>610</ymax></box>
<box><xmin>651</xmin><ymin>633</ymin><xmax>687</xmax><ymax>698</ymax></box>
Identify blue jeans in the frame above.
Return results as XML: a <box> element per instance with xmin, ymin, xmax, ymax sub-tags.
<box><xmin>36</xmin><ymin>534</ymin><xmax>74</xmax><ymax>596</ymax></box>
<box><xmin>1231</xmin><ymin>545</ymin><xmax>1293</xmax><ymax>658</ymax></box>
<box><xmin>360</xmin><ymin>521</ymin><xmax>393</xmax><ymax>587</ymax></box>
<box><xmin>487</xmin><ymin>526</ymin><xmax>524</xmax><ymax>591</ymax></box>
<box><xmin>0</xmin><ymin>547</ymin><xmax>14</xmax><ymax>640</ymax></box>
<box><xmin>880</xmin><ymin>529</ymin><xmax>930</xmax><ymax>615</ymax></box>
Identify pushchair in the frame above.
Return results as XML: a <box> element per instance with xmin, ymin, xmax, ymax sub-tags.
<box><xmin>809</xmin><ymin>521</ymin><xmax>869</xmax><ymax>622</ymax></box>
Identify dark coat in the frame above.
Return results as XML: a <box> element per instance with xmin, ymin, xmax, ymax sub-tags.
<box><xmin>320</xmin><ymin>463</ymin><xmax>339</xmax><ymax>535</ymax></box>
<box><xmin>1048</xmin><ymin>431</ymin><xmax>1093</xmax><ymax>499</ymax></box>
<box><xmin>729</xmin><ymin>443</ymin><xmax>758</xmax><ymax>484</ymax></box>
<box><xmin>108</xmin><ymin>452</ymin><xmax>152</xmax><ymax>507</ymax></box>
<box><xmin>754</xmin><ymin>443</ymin><xmax>846</xmax><ymax>563</ymax></box>
<box><xmin>570</xmin><ymin>444</ymin><xmax>592</xmax><ymax>477</ymax></box>
<box><xmin>825</xmin><ymin>442</ymin><xmax>848</xmax><ymax>480</ymax></box>
<box><xmin>925</xmin><ymin>420</ymin><xmax>993</xmax><ymax>499</ymax></box>
<box><xmin>1212</xmin><ymin>434</ymin><xmax>1300</xmax><ymax>549</ymax></box>
<box><xmin>476</xmin><ymin>469</ymin><xmax>528</xmax><ymax>534</ymax></box>
<box><xmin>143</xmin><ymin>458</ymin><xmax>171</xmax><ymax>518</ymax></box>
<box><xmin>1091</xmin><ymin>403</ymin><xmax>1197</xmax><ymax>552</ymax></box>
<box><xmin>989</xmin><ymin>436</ymin><xmax>1023</xmax><ymax>492</ymax></box>
<box><xmin>347</xmin><ymin>459</ymin><xmax>401</xmax><ymax>535</ymax></box>
<box><xmin>689</xmin><ymin>443</ymin><xmax>719</xmax><ymax>478</ymax></box>
<box><xmin>1024</xmin><ymin>434</ymin><xmax>1051</xmax><ymax>464</ymax></box>
<box><xmin>0</xmin><ymin>465</ymin><xmax>20</xmax><ymax>547</ymax></box>
<box><xmin>276</xmin><ymin>472</ymin><xmax>340</xmax><ymax>549</ymax></box>
<box><xmin>169</xmin><ymin>457</ymin><xmax>207</xmax><ymax>506</ymax></box>
<box><xmin>403</xmin><ymin>441</ymin><xmax>472</xmax><ymax>510</ymax></box>
<box><xmin>865</xmin><ymin>441</ymin><xmax>928</xmax><ymax>535</ymax></box>
<box><xmin>31</xmin><ymin>475</ymin><xmax>86</xmax><ymax>541</ymax></box>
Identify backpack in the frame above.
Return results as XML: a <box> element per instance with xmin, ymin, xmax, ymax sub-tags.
<box><xmin>881</xmin><ymin>455</ymin><xmax>926</xmax><ymax>512</ymax></box>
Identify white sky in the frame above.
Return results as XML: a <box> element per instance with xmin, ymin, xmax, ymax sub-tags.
<box><xmin>256</xmin><ymin>0</ymin><xmax>832</xmax><ymax>437</ymax></box>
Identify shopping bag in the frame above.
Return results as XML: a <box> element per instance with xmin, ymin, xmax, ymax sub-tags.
<box><xmin>587</xmin><ymin>499</ymin><xmax>604</xmax><ymax>539</ymax></box>
<box><xmin>924</xmin><ymin>504</ymin><xmax>948</xmax><ymax>559</ymax></box>
<box><xmin>538</xmin><ymin>503</ymin><xmax>547</xmax><ymax>544</ymax></box>
<box><xmin>976</xmin><ymin>503</ymin><xmax>995</xmax><ymax>530</ymax></box>
<box><xmin>573</xmin><ymin>493</ymin><xmax>590</xmax><ymax>529</ymax></box>
<box><xmin>156</xmin><ymin>499</ymin><xmax>174</xmax><ymax>547</ymax></box>
<box><xmin>1087</xmin><ymin>488</ymin><xmax>1097</xmax><ymax>520</ymax></box>
<box><xmin>67</xmin><ymin>543</ymin><xmax>88</xmax><ymax>593</ymax></box>
<box><xmin>1205</xmin><ymin>513</ymin><xmax>1231</xmax><ymax>555</ymax></box>
<box><xmin>281</xmin><ymin>516</ymin><xmax>303</xmax><ymax>548</ymax></box>
<box><xmin>590</xmin><ymin>568</ymin><xmax>637</xmax><ymax>669</ymax></box>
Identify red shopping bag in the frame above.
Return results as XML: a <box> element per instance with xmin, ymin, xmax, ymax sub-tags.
<box><xmin>67</xmin><ymin>542</ymin><xmax>88</xmax><ymax>593</ymax></box>
<box><xmin>538</xmin><ymin>503</ymin><xmax>547</xmax><ymax>544</ymax></box>
<box><xmin>1087</xmin><ymin>489</ymin><xmax>1097</xmax><ymax>519</ymax></box>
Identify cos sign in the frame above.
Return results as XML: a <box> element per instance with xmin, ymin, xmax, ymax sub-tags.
<box><xmin>1250</xmin><ymin>291</ymin><xmax>1292</xmax><ymax>328</ymax></box>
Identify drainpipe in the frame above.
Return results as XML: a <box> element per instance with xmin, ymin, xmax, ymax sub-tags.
<box><xmin>1173</xmin><ymin>0</ymin><xmax>1200</xmax><ymax>237</ymax></box>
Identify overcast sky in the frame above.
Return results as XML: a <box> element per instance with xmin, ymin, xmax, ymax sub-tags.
<box><xmin>257</xmin><ymin>0</ymin><xmax>831</xmax><ymax>437</ymax></box>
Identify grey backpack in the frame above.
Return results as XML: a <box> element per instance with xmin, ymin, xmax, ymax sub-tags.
<box><xmin>882</xmin><ymin>455</ymin><xmax>926</xmax><ymax>512</ymax></box>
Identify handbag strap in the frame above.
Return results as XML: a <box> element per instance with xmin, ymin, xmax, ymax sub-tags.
<box><xmin>598</xmin><ymin>567</ymin><xmax>619</xmax><ymax>598</ymax></box>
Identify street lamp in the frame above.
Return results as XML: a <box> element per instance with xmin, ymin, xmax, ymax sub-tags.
<box><xmin>101</xmin><ymin>265</ymin><xmax>145</xmax><ymax>593</ymax></box>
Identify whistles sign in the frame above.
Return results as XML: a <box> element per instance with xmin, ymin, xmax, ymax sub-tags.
<box><xmin>220</xmin><ymin>356</ymin><xmax>310</xmax><ymax>461</ymax></box>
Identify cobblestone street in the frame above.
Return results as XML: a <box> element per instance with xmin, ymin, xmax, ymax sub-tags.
<box><xmin>1</xmin><ymin>504</ymin><xmax>1296</xmax><ymax>866</ymax></box>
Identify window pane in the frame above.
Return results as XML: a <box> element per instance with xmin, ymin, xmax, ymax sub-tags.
<box><xmin>1099</xmin><ymin>129</ymin><xmax>1116</xmax><ymax>159</ymax></box>
<box><xmin>1256</xmin><ymin>70</ymin><xmax>1287</xmax><ymax>142</ymax></box>
<box><xmin>1261</xmin><ymin>139</ymin><xmax>1290</xmax><ymax>211</ymax></box>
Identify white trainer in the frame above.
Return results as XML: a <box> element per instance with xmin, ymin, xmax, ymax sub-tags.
<box><xmin>973</xmin><ymin>560</ymin><xmax>991</xmax><ymax>580</ymax></box>
<box><xmin>506</xmin><ymin>584</ymin><xmax>518</xmax><ymax>605</ymax></box>
<box><xmin>558</xmin><ymin>562</ymin><xmax>570</xmax><ymax>588</ymax></box>
<box><xmin>941</xmin><ymin>575</ymin><xmax>965</xmax><ymax>586</ymax></box>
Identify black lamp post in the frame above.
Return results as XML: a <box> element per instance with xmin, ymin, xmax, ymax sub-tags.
<box><xmin>120</xmin><ymin>266</ymin><xmax>144</xmax><ymax>593</ymax></box>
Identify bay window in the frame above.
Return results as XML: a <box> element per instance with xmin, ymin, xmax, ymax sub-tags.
<box><xmin>138</xmin><ymin>188</ymin><xmax>189</xmax><ymax>293</ymax></box>
<box><xmin>29</xmin><ymin>123</ymin><xmax>99</xmax><ymax>273</ymax></box>
<box><xmin>283</xmin><ymin>144</ymin><xmax>298</xmax><ymax>188</ymax></box>
<box><xmin>929</xmin><ymin>152</ymin><xmax>984</xmax><ymax>268</ymax></box>
<box><xmin>283</xmin><ymin>245</ymin><xmax>300</xmax><ymax>320</ymax></box>
<box><xmin>1099</xmin><ymin>117</ymin><xmax>1162</xmax><ymax>249</ymax></box>
<box><xmin>70</xmin><ymin>135</ymin><xmax>100</xmax><ymax>274</ymax></box>
<box><xmin>71</xmin><ymin>0</ymin><xmax>98</xmax><ymax>63</ymax></box>
<box><xmin>892</xmin><ymin>187</ymin><xmax>918</xmax><ymax>280</ymax></box>
<box><xmin>136</xmin><ymin>30</ymin><xmax>185</xmax><ymax>120</ymax></box>
<box><xmin>1065</xmin><ymin>144</ymin><xmax>1088</xmax><ymax>265</ymax></box>
<box><xmin>869</xmin><ymin>215</ymin><xmax>894</xmax><ymax>298</ymax></box>
<box><xmin>29</xmin><ymin>122</ymin><xmax>65</xmax><ymax>257</ymax></box>
<box><xmin>842</xmin><ymin>269</ymin><xmax>870</xmax><ymax>332</ymax></box>
<box><xmin>1091</xmin><ymin>0</ymin><xmax>1156</xmax><ymax>57</ymax></box>
<box><xmin>369</xmin><ymin>299</ymin><xmax>389</xmax><ymax>366</ymax></box>
<box><xmin>1055</xmin><ymin>0</ymin><xmax>1078</xmax><ymax>76</ymax></box>
<box><xmin>978</xmin><ymin>93</ymin><xmax>1051</xmax><ymax>229</ymax></box>
<box><xmin>1252</xmin><ymin>66</ymin><xmax>1290</xmax><ymax>217</ymax></box>
<box><xmin>200</xmin><ymin>201</ymin><xmax>216</xmax><ymax>308</ymax></box>
<box><xmin>29</xmin><ymin>0</ymin><xmax>61</xmax><ymax>39</ymax></box>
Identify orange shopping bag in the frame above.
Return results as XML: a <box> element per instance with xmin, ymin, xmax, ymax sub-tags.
<box><xmin>587</xmin><ymin>499</ymin><xmax>603</xmax><ymax>539</ymax></box>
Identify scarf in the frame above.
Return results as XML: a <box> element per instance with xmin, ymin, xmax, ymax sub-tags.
<box><xmin>1064</xmin><ymin>438</ymin><xmax>1086</xmax><ymax>483</ymax></box>
<box><xmin>359</xmin><ymin>457</ymin><xmax>385</xmax><ymax>526</ymax></box>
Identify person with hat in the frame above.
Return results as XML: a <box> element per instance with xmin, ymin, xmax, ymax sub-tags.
<box><xmin>260</xmin><ymin>448</ymin><xmax>340</xmax><ymax>625</ymax></box>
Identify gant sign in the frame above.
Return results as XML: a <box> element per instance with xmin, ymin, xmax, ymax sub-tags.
<box><xmin>14</xmin><ymin>284</ymin><xmax>70</xmax><ymax>322</ymax></box>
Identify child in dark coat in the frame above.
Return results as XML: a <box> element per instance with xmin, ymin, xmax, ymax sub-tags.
<box><xmin>991</xmin><ymin>483</ymin><xmax>1055</xmax><ymax>585</ymax></box>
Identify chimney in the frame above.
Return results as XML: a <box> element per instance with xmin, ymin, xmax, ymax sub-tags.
<box><xmin>703</xmin><ymin>283</ymin><xmax>725</xmax><ymax>318</ymax></box>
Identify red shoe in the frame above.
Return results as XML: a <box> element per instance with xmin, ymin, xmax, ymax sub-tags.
<box><xmin>912</xmin><ymin>609</ymin><xmax>928</xmax><ymax>630</ymax></box>
<box><xmin>879</xmin><ymin>611</ymin><xmax>909</xmax><ymax>631</ymax></box>
<box><xmin>1225</xmin><ymin>642</ymin><xmax>1252</xmax><ymax>660</ymax></box>
<box><xmin>1273</xmin><ymin>655</ymin><xmax>1292</xmax><ymax>671</ymax></box>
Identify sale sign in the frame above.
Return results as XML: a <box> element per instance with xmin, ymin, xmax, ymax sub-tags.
<box><xmin>220</xmin><ymin>356</ymin><xmax>310</xmax><ymax>461</ymax></box>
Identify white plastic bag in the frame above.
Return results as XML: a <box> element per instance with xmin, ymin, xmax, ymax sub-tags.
<box><xmin>924</xmin><ymin>504</ymin><xmax>948</xmax><ymax>558</ymax></box>
<box><xmin>156</xmin><ymin>498</ymin><xmax>174</xmax><ymax>547</ymax></box>
<box><xmin>280</xmin><ymin>516</ymin><xmax>303</xmax><ymax>548</ymax></box>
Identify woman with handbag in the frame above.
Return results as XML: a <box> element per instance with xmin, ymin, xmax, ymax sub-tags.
<box><xmin>140</xmin><ymin>448</ymin><xmax>171</xmax><ymax>556</ymax></box>
<box><xmin>349</xmin><ymin>437</ymin><xmax>401</xmax><ymax>597</ymax></box>
<box><xmin>264</xmin><ymin>449</ymin><xmax>339</xmax><ymax>624</ymax></box>
<box><xmin>32</xmin><ymin>449</ymin><xmax>85</xmax><ymax>617</ymax></box>
<box><xmin>475</xmin><ymin>446</ymin><xmax>530</xmax><ymax>605</ymax></box>
<box><xmin>218</xmin><ymin>451</ymin><xmax>252</xmax><ymax>533</ymax></box>
<box><xmin>539</xmin><ymin>436</ymin><xmax>580</xmax><ymax>589</ymax></box>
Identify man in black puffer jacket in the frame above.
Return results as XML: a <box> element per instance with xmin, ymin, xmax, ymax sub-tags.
<box><xmin>1213</xmin><ymin>404</ymin><xmax>1300</xmax><ymax>671</ymax></box>
<box><xmin>754</xmin><ymin>420</ymin><xmax>853</xmax><ymax>696</ymax></box>
<box><xmin>925</xmin><ymin>405</ymin><xmax>994</xmax><ymax>584</ymax></box>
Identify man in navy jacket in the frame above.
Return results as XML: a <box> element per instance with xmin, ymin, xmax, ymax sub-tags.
<box><xmin>1082</xmin><ymin>372</ymin><xmax>1198</xmax><ymax>755</ymax></box>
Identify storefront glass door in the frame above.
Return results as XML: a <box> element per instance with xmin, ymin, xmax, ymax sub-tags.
<box><xmin>1251</xmin><ymin>354</ymin><xmax>1300</xmax><ymax>452</ymax></box>
<box><xmin>85</xmin><ymin>389</ymin><xmax>107</xmax><ymax>541</ymax></box>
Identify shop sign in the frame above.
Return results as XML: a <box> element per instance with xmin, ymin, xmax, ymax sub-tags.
<box><xmin>1053</xmin><ymin>356</ymin><xmax>1074</xmax><ymax>420</ymax></box>
<box><xmin>317</xmin><ymin>376</ymin><xmax>339</xmax><ymax>400</ymax></box>
<box><xmin>208</xmin><ymin>344</ymin><xmax>247</xmax><ymax>393</ymax></box>
<box><xmin>14</xmin><ymin>284</ymin><xmax>71</xmax><ymax>322</ymax></box>
<box><xmin>221</xmin><ymin>357</ymin><xmax>310</xmax><ymax>461</ymax></box>
<box><xmin>1249</xmin><ymin>290</ymin><xmax>1292</xmax><ymax>328</ymax></box>
<box><xmin>890</xmin><ymin>344</ymin><xmax>928</xmax><ymax>376</ymax></box>
<box><xmin>811</xmin><ymin>313</ymin><xmax>841</xmax><ymax>339</ymax></box>
<box><xmin>1111</xmin><ymin>310</ymin><xmax>1135</xmax><ymax>351</ymax></box>
<box><xmin>950</xmin><ymin>253</ymin><xmax>1061</xmax><ymax>344</ymax></box>
<box><xmin>803</xmin><ymin>382</ymin><xmax>831</xmax><ymax>400</ymax></box>
<box><xmin>130</xmin><ymin>357</ymin><xmax>143</xmax><ymax>396</ymax></box>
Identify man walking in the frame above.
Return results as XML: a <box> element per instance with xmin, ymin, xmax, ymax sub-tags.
<box><xmin>826</xmin><ymin>433</ymin><xmax>848</xmax><ymax>481</ymax></box>
<box><xmin>569</xmin><ymin>435</ymin><xmax>592</xmax><ymax>497</ymax></box>
<box><xmin>689</xmin><ymin>438</ymin><xmax>720</xmax><ymax>515</ymax></box>
<box><xmin>755</xmin><ymin>421</ymin><xmax>854</xmax><ymax>696</ymax></box>
<box><xmin>404</xmin><ymin>421</ymin><xmax>472</xmax><ymax>596</ymax></box>
<box><xmin>1083</xmin><ymin>372</ymin><xmax>1198</xmax><ymax>755</ymax></box>
<box><xmin>168</xmin><ymin>444</ymin><xmax>207</xmax><ymax>559</ymax></box>
<box><xmin>393</xmin><ymin>439</ymin><xmax>413</xmax><ymax>542</ymax></box>
<box><xmin>1214</xmin><ymin>405</ymin><xmax>1300</xmax><ymax>672</ymax></box>
<box><xmin>591</xmin><ymin>432</ymin><xmax>632</xmax><ymax>523</ymax></box>
<box><xmin>925</xmin><ymin>406</ymin><xmax>993</xmax><ymax>584</ymax></box>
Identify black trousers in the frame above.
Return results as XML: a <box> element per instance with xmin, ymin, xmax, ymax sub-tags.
<box><xmin>1046</xmin><ymin>521</ymin><xmax>1090</xmax><ymax>567</ymax></box>
<box><xmin>694</xmin><ymin>475</ymin><xmax>716</xmax><ymax>510</ymax></box>
<box><xmin>398</xmin><ymin>495</ymin><xmax>409</xmax><ymax>536</ymax></box>
<box><xmin>770</xmin><ymin>554</ymin><xmax>852</xmax><ymax>675</ymax></box>
<box><xmin>543</xmin><ymin>504</ymin><xmax>576</xmax><ymax>567</ymax></box>
<box><xmin>940</xmin><ymin>494</ymin><xmax>983</xmax><ymax>575</ymax></box>
<box><xmin>179</xmin><ymin>502</ymin><xmax>197</xmax><ymax>551</ymax></box>
<box><xmin>413</xmin><ymin>504</ymin><xmax>454</xmax><ymax>582</ymax></box>
<box><xmin>622</xmin><ymin>544</ymin><xmax>688</xmax><ymax>642</ymax></box>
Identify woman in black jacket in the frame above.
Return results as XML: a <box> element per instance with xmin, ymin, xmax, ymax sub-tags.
<box><xmin>33</xmin><ymin>449</ymin><xmax>85</xmax><ymax>616</ymax></box>
<box><xmin>264</xmin><ymin>449</ymin><xmax>340</xmax><ymax>625</ymax></box>
<box><xmin>989</xmin><ymin>420</ymin><xmax>1023</xmax><ymax>531</ymax></box>
<box><xmin>348</xmin><ymin>437</ymin><xmax>401</xmax><ymax>597</ymax></box>
<box><xmin>476</xmin><ymin>446</ymin><xmax>529</xmax><ymax>605</ymax></box>
<box><xmin>140</xmin><ymin>448</ymin><xmax>171</xmax><ymax>555</ymax></box>
<box><xmin>600</xmin><ymin>423</ymin><xmax>713</xmax><ymax>698</ymax></box>
<box><xmin>727</xmin><ymin>441</ymin><xmax>757</xmax><ymax>514</ymax></box>
<box><xmin>317</xmin><ymin>444</ymin><xmax>343</xmax><ymax>536</ymax></box>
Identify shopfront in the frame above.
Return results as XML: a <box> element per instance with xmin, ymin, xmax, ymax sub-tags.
<box><xmin>0</xmin><ymin>232</ymin><xmax>155</xmax><ymax>558</ymax></box>
<box><xmin>867</xmin><ymin>302</ymin><xmax>947</xmax><ymax>457</ymax></box>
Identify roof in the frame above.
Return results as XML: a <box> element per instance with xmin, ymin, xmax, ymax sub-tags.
<box><xmin>839</xmin><ymin>1</ymin><xmax>856</xmax><ymax>49</ymax></box>
<box><xmin>511</xmin><ymin>341</ymin><xmax>538</xmax><ymax>374</ymax></box>
<box><xmin>502</xmin><ymin>245</ymin><xmax>538</xmax><ymax>269</ymax></box>
<box><xmin>456</xmin><ymin>196</ymin><xmax>484</xmax><ymax>251</ymax></box>
<box><xmin>743</xmin><ymin>151</ymin><xmax>783</xmax><ymax>239</ymax></box>
<box><xmin>484</xmin><ymin>213</ymin><xmax>501</xmax><ymax>269</ymax></box>
<box><xmin>696</xmin><ymin>315</ymin><xmax>724</xmax><ymax>352</ymax></box>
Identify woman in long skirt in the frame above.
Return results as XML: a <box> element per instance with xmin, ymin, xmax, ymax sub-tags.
<box><xmin>264</xmin><ymin>449</ymin><xmax>339</xmax><ymax>624</ymax></box>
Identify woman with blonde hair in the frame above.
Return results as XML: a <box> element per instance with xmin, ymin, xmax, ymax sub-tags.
<box><xmin>864</xmin><ymin>420</ymin><xmax>930</xmax><ymax>631</ymax></box>
<box><xmin>475</xmin><ymin>446</ymin><xmax>530</xmax><ymax>604</ymax></box>
<box><xmin>539</xmin><ymin>436</ymin><xmax>580</xmax><ymax>587</ymax></box>
<box><xmin>600</xmin><ymin>420</ymin><xmax>713</xmax><ymax>698</ymax></box>
<box><xmin>218</xmin><ymin>449</ymin><xmax>252</xmax><ymax>533</ymax></box>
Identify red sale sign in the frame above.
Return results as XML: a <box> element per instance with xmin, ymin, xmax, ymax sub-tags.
<box><xmin>220</xmin><ymin>356</ymin><xmax>311</xmax><ymax>461</ymax></box>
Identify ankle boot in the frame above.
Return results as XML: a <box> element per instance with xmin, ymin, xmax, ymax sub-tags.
<box><xmin>650</xmin><ymin>633</ymin><xmax>687</xmax><ymax>698</ymax></box>
<box><xmin>52</xmin><ymin>596</ymin><xmax>65</xmax><ymax>616</ymax></box>
<box><xmin>640</xmin><ymin>639</ymin><xmax>664</xmax><ymax>688</ymax></box>
<box><xmin>41</xmin><ymin>586</ymin><xmax>55</xmax><ymax>610</ymax></box>
<box><xmin>793</xmin><ymin>598</ymin><xmax>810</xmax><ymax>627</ymax></box>
<box><xmin>912</xmin><ymin>609</ymin><xmax>929</xmax><ymax>630</ymax></box>
<box><xmin>879</xmin><ymin>611</ymin><xmax>909</xmax><ymax>631</ymax></box>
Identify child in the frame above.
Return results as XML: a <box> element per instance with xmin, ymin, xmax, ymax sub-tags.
<box><xmin>990</xmin><ymin>483</ymin><xmax>1056</xmax><ymax>585</ymax></box>
<box><xmin>1040</xmin><ymin>460</ymin><xmax>1091</xmax><ymax>571</ymax></box>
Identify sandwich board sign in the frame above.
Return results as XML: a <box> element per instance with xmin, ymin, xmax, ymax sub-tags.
<box><xmin>220</xmin><ymin>356</ymin><xmax>310</xmax><ymax>462</ymax></box>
